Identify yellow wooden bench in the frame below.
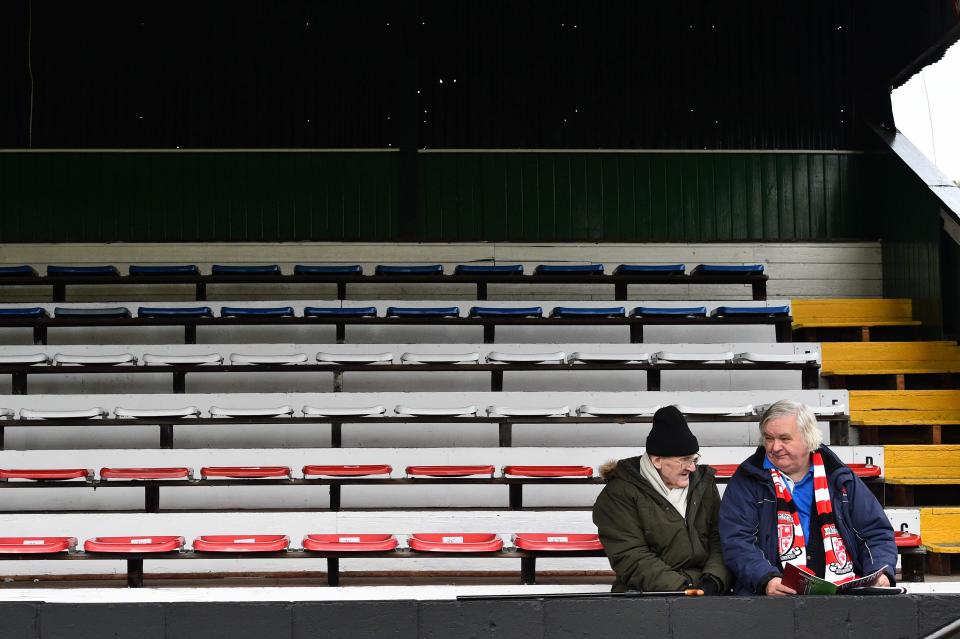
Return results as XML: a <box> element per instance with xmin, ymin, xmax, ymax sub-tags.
<box><xmin>920</xmin><ymin>507</ymin><xmax>960</xmax><ymax>574</ymax></box>
<box><xmin>850</xmin><ymin>390</ymin><xmax>960</xmax><ymax>444</ymax></box>
<box><xmin>884</xmin><ymin>445</ymin><xmax>960</xmax><ymax>513</ymax></box>
<box><xmin>791</xmin><ymin>299</ymin><xmax>921</xmax><ymax>341</ymax></box>
<box><xmin>820</xmin><ymin>341</ymin><xmax>960</xmax><ymax>389</ymax></box>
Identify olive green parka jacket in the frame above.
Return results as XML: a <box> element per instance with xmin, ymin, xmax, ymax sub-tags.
<box><xmin>592</xmin><ymin>456</ymin><xmax>732</xmax><ymax>593</ymax></box>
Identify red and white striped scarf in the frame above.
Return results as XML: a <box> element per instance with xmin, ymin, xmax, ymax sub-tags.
<box><xmin>770</xmin><ymin>451</ymin><xmax>855</xmax><ymax>585</ymax></box>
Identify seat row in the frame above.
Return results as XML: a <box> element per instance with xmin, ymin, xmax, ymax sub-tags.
<box><xmin>0</xmin><ymin>349</ymin><xmax>815</xmax><ymax>366</ymax></box>
<box><xmin>0</xmin><ymin>304</ymin><xmax>788</xmax><ymax>319</ymax></box>
<box><xmin>1</xmin><ymin>402</ymin><xmax>841</xmax><ymax>420</ymax></box>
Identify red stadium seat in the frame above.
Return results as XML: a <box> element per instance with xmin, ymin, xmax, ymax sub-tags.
<box><xmin>513</xmin><ymin>533</ymin><xmax>603</xmax><ymax>551</ymax></box>
<box><xmin>848</xmin><ymin>463</ymin><xmax>882</xmax><ymax>478</ymax></box>
<box><xmin>84</xmin><ymin>536</ymin><xmax>184</xmax><ymax>553</ymax></box>
<box><xmin>303</xmin><ymin>534</ymin><xmax>398</xmax><ymax>552</ymax></box>
<box><xmin>709</xmin><ymin>464</ymin><xmax>739</xmax><ymax>478</ymax></box>
<box><xmin>0</xmin><ymin>468</ymin><xmax>93</xmax><ymax>481</ymax></box>
<box><xmin>100</xmin><ymin>467</ymin><xmax>192</xmax><ymax>480</ymax></box>
<box><xmin>302</xmin><ymin>464</ymin><xmax>392</xmax><ymax>477</ymax></box>
<box><xmin>193</xmin><ymin>535</ymin><xmax>290</xmax><ymax>552</ymax></box>
<box><xmin>895</xmin><ymin>531</ymin><xmax>922</xmax><ymax>547</ymax></box>
<box><xmin>408</xmin><ymin>533</ymin><xmax>503</xmax><ymax>552</ymax></box>
<box><xmin>502</xmin><ymin>465</ymin><xmax>593</xmax><ymax>477</ymax></box>
<box><xmin>405</xmin><ymin>465</ymin><xmax>495</xmax><ymax>477</ymax></box>
<box><xmin>0</xmin><ymin>537</ymin><xmax>76</xmax><ymax>554</ymax></box>
<box><xmin>200</xmin><ymin>466</ymin><xmax>291</xmax><ymax>479</ymax></box>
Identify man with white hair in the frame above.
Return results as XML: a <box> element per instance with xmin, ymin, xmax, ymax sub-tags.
<box><xmin>719</xmin><ymin>400</ymin><xmax>897</xmax><ymax>595</ymax></box>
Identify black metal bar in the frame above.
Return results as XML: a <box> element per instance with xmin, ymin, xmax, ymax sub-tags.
<box><xmin>509</xmin><ymin>484</ymin><xmax>523</xmax><ymax>510</ymax></box>
<box><xmin>331</xmin><ymin>422</ymin><xmax>342</xmax><ymax>448</ymax></box>
<box><xmin>483</xmin><ymin>324</ymin><xmax>495</xmax><ymax>344</ymax></box>
<box><xmin>34</xmin><ymin>324</ymin><xmax>47</xmax><ymax>345</ymax></box>
<box><xmin>327</xmin><ymin>558</ymin><xmax>340</xmax><ymax>586</ymax></box>
<box><xmin>477</xmin><ymin>282</ymin><xmax>488</xmax><ymax>300</ymax></box>
<box><xmin>333</xmin><ymin>371</ymin><xmax>343</xmax><ymax>393</ymax></box>
<box><xmin>329</xmin><ymin>484</ymin><xmax>341</xmax><ymax>511</ymax></box>
<box><xmin>491</xmin><ymin>370</ymin><xmax>504</xmax><ymax>392</ymax></box>
<box><xmin>630</xmin><ymin>324</ymin><xmax>643</xmax><ymax>343</ymax></box>
<box><xmin>0</xmin><ymin>426</ymin><xmax>5</xmax><ymax>450</ymax></box>
<box><xmin>160</xmin><ymin>424</ymin><xmax>174</xmax><ymax>449</ymax></box>
<box><xmin>775</xmin><ymin>320</ymin><xmax>792</xmax><ymax>343</ymax></box>
<box><xmin>195</xmin><ymin>282</ymin><xmax>207</xmax><ymax>301</ymax></box>
<box><xmin>498</xmin><ymin>422</ymin><xmax>512</xmax><ymax>447</ymax></box>
<box><xmin>647</xmin><ymin>369</ymin><xmax>661</xmax><ymax>392</ymax></box>
<box><xmin>127</xmin><ymin>559</ymin><xmax>144</xmax><ymax>587</ymax></box>
<box><xmin>12</xmin><ymin>372</ymin><xmax>27</xmax><ymax>395</ymax></box>
<box><xmin>520</xmin><ymin>556</ymin><xmax>536</xmax><ymax>585</ymax></box>
<box><xmin>337</xmin><ymin>282</ymin><xmax>347</xmax><ymax>301</ymax></box>
<box><xmin>145</xmin><ymin>486</ymin><xmax>160</xmax><ymax>513</ymax></box>
<box><xmin>52</xmin><ymin>283</ymin><xmax>66</xmax><ymax>303</ymax></box>
<box><xmin>172</xmin><ymin>372</ymin><xmax>186</xmax><ymax>394</ymax></box>
<box><xmin>802</xmin><ymin>367</ymin><xmax>819</xmax><ymax>390</ymax></box>
<box><xmin>336</xmin><ymin>323</ymin><xmax>345</xmax><ymax>344</ymax></box>
<box><xmin>614</xmin><ymin>282</ymin><xmax>627</xmax><ymax>300</ymax></box>
<box><xmin>830</xmin><ymin>420</ymin><xmax>850</xmax><ymax>446</ymax></box>
<box><xmin>752</xmin><ymin>280</ymin><xmax>766</xmax><ymax>301</ymax></box>
<box><xmin>184</xmin><ymin>324</ymin><xmax>197</xmax><ymax>345</ymax></box>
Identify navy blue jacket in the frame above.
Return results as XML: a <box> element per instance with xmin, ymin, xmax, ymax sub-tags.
<box><xmin>719</xmin><ymin>446</ymin><xmax>897</xmax><ymax>595</ymax></box>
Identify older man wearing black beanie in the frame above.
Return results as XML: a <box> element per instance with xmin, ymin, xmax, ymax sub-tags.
<box><xmin>593</xmin><ymin>405</ymin><xmax>731</xmax><ymax>593</ymax></box>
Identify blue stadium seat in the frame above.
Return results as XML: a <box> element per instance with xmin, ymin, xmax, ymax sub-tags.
<box><xmin>137</xmin><ymin>306</ymin><xmax>214</xmax><ymax>318</ymax></box>
<box><xmin>304</xmin><ymin>306</ymin><xmax>378</xmax><ymax>317</ymax></box>
<box><xmin>534</xmin><ymin>264</ymin><xmax>604</xmax><ymax>275</ymax></box>
<box><xmin>293</xmin><ymin>264</ymin><xmax>363</xmax><ymax>275</ymax></box>
<box><xmin>211</xmin><ymin>264</ymin><xmax>281</xmax><ymax>275</ymax></box>
<box><xmin>219</xmin><ymin>306</ymin><xmax>295</xmax><ymax>317</ymax></box>
<box><xmin>0</xmin><ymin>265</ymin><xmax>38</xmax><ymax>277</ymax></box>
<box><xmin>630</xmin><ymin>306</ymin><xmax>707</xmax><ymax>317</ymax></box>
<box><xmin>469</xmin><ymin>306</ymin><xmax>543</xmax><ymax>317</ymax></box>
<box><xmin>690</xmin><ymin>264</ymin><xmax>764</xmax><ymax>275</ymax></box>
<box><xmin>375</xmin><ymin>264</ymin><xmax>443</xmax><ymax>275</ymax></box>
<box><xmin>385</xmin><ymin>306</ymin><xmax>460</xmax><ymax>317</ymax></box>
<box><xmin>613</xmin><ymin>264</ymin><xmax>685</xmax><ymax>275</ymax></box>
<box><xmin>47</xmin><ymin>265</ymin><xmax>119</xmax><ymax>276</ymax></box>
<box><xmin>0</xmin><ymin>307</ymin><xmax>49</xmax><ymax>318</ymax></box>
<box><xmin>550</xmin><ymin>306</ymin><xmax>626</xmax><ymax>318</ymax></box>
<box><xmin>128</xmin><ymin>265</ymin><xmax>200</xmax><ymax>275</ymax></box>
<box><xmin>454</xmin><ymin>264</ymin><xmax>524</xmax><ymax>275</ymax></box>
<box><xmin>54</xmin><ymin>307</ymin><xmax>131</xmax><ymax>318</ymax></box>
<box><xmin>711</xmin><ymin>305</ymin><xmax>790</xmax><ymax>317</ymax></box>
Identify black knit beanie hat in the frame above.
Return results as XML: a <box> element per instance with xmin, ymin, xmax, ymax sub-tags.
<box><xmin>646</xmin><ymin>405</ymin><xmax>699</xmax><ymax>456</ymax></box>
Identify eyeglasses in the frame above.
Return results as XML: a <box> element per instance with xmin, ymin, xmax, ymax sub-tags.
<box><xmin>667</xmin><ymin>455</ymin><xmax>701</xmax><ymax>468</ymax></box>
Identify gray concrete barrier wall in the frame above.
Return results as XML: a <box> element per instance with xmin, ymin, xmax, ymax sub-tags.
<box><xmin>2</xmin><ymin>594</ymin><xmax>959</xmax><ymax>639</ymax></box>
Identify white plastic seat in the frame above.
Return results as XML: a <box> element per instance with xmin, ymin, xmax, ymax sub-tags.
<box><xmin>400</xmin><ymin>352</ymin><xmax>481</xmax><ymax>364</ymax></box>
<box><xmin>209</xmin><ymin>405</ymin><xmax>295</xmax><ymax>418</ymax></box>
<box><xmin>653</xmin><ymin>351</ymin><xmax>735</xmax><ymax>364</ymax></box>
<box><xmin>114</xmin><ymin>406</ymin><xmax>202</xmax><ymax>419</ymax></box>
<box><xmin>0</xmin><ymin>408</ymin><xmax>13</xmax><ymax>419</ymax></box>
<box><xmin>734</xmin><ymin>352</ymin><xmax>819</xmax><ymax>364</ymax></box>
<box><xmin>675</xmin><ymin>404</ymin><xmax>755</xmax><ymax>417</ymax></box>
<box><xmin>52</xmin><ymin>353</ymin><xmax>137</xmax><ymax>366</ymax></box>
<box><xmin>810</xmin><ymin>404</ymin><xmax>848</xmax><ymax>416</ymax></box>
<box><xmin>486</xmin><ymin>405</ymin><xmax>570</xmax><ymax>417</ymax></box>
<box><xmin>394</xmin><ymin>405</ymin><xmax>479</xmax><ymax>417</ymax></box>
<box><xmin>567</xmin><ymin>352</ymin><xmax>650</xmax><ymax>364</ymax></box>
<box><xmin>0</xmin><ymin>354</ymin><xmax>51</xmax><ymax>365</ymax></box>
<box><xmin>303</xmin><ymin>405</ymin><xmax>387</xmax><ymax>417</ymax></box>
<box><xmin>142</xmin><ymin>353</ymin><xmax>224</xmax><ymax>365</ymax></box>
<box><xmin>576</xmin><ymin>404</ymin><xmax>660</xmax><ymax>417</ymax></box>
<box><xmin>20</xmin><ymin>407</ymin><xmax>109</xmax><ymax>420</ymax></box>
<box><xmin>485</xmin><ymin>351</ymin><xmax>566</xmax><ymax>364</ymax></box>
<box><xmin>229</xmin><ymin>353</ymin><xmax>308</xmax><ymax>365</ymax></box>
<box><xmin>315</xmin><ymin>352</ymin><xmax>394</xmax><ymax>365</ymax></box>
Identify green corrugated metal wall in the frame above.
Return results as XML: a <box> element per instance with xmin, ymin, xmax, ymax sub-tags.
<box><xmin>0</xmin><ymin>151</ymin><xmax>868</xmax><ymax>243</ymax></box>
<box><xmin>418</xmin><ymin>152</ymin><xmax>866</xmax><ymax>242</ymax></box>
<box><xmin>0</xmin><ymin>152</ymin><xmax>397</xmax><ymax>242</ymax></box>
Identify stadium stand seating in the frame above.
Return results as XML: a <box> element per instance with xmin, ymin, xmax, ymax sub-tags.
<box><xmin>820</xmin><ymin>341</ymin><xmax>960</xmax><ymax>389</ymax></box>
<box><xmin>792</xmin><ymin>298</ymin><xmax>922</xmax><ymax>342</ymax></box>
<box><xmin>883</xmin><ymin>445</ymin><xmax>960</xmax><ymax>506</ymax></box>
<box><xmin>920</xmin><ymin>508</ymin><xmax>960</xmax><ymax>576</ymax></box>
<box><xmin>850</xmin><ymin>390</ymin><xmax>960</xmax><ymax>444</ymax></box>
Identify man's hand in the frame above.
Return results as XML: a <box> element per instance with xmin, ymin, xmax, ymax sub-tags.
<box><xmin>875</xmin><ymin>573</ymin><xmax>891</xmax><ymax>587</ymax></box>
<box><xmin>764</xmin><ymin>577</ymin><xmax>797</xmax><ymax>596</ymax></box>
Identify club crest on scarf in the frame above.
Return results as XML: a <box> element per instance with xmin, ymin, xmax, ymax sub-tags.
<box><xmin>822</xmin><ymin>524</ymin><xmax>854</xmax><ymax>575</ymax></box>
<box><xmin>777</xmin><ymin>512</ymin><xmax>801</xmax><ymax>559</ymax></box>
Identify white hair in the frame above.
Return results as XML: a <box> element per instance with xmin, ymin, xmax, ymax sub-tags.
<box><xmin>758</xmin><ymin>399</ymin><xmax>822</xmax><ymax>453</ymax></box>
